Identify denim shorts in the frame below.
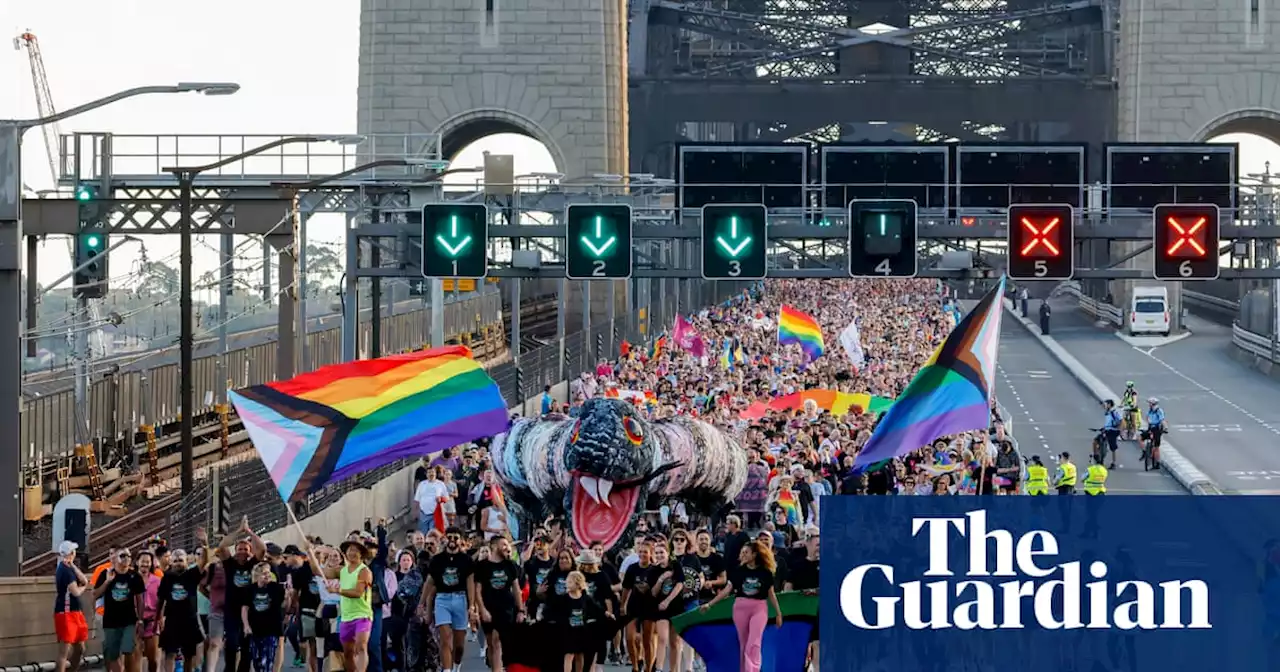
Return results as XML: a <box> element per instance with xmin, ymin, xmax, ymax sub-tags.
<box><xmin>433</xmin><ymin>592</ymin><xmax>469</xmax><ymax>629</ymax></box>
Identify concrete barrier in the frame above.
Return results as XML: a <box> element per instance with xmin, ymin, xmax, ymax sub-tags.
<box><xmin>1000</xmin><ymin>298</ymin><xmax>1222</xmax><ymax>494</ymax></box>
<box><xmin>0</xmin><ymin>380</ymin><xmax>572</xmax><ymax>667</ymax></box>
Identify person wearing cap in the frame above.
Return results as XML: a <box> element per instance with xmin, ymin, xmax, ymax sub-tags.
<box><xmin>93</xmin><ymin>548</ymin><xmax>145</xmax><ymax>672</ymax></box>
<box><xmin>54</xmin><ymin>540</ymin><xmax>90</xmax><ymax>672</ymax></box>
<box><xmin>283</xmin><ymin>544</ymin><xmax>321</xmax><ymax>672</ymax></box>
<box><xmin>576</xmin><ymin>548</ymin><xmax>619</xmax><ymax>671</ymax></box>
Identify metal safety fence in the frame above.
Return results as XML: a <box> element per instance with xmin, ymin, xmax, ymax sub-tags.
<box><xmin>21</xmin><ymin>290</ymin><xmax>503</xmax><ymax>484</ymax></box>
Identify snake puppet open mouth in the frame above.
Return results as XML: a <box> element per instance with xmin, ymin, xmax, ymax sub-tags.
<box><xmin>489</xmin><ymin>398</ymin><xmax>748</xmax><ymax>550</ymax></box>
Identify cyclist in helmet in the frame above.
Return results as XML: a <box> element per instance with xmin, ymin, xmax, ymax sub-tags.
<box><xmin>1144</xmin><ymin>398</ymin><xmax>1166</xmax><ymax>469</ymax></box>
<box><xmin>1120</xmin><ymin>381</ymin><xmax>1141</xmax><ymax>440</ymax></box>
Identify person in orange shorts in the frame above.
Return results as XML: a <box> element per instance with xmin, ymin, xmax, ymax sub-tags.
<box><xmin>54</xmin><ymin>541</ymin><xmax>91</xmax><ymax>672</ymax></box>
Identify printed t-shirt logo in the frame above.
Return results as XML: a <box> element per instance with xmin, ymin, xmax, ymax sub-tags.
<box><xmin>489</xmin><ymin>569</ymin><xmax>509</xmax><ymax>590</ymax></box>
<box><xmin>110</xmin><ymin>581</ymin><xmax>131</xmax><ymax>602</ymax></box>
<box><xmin>569</xmin><ymin>608</ymin><xmax>585</xmax><ymax>627</ymax></box>
<box><xmin>170</xmin><ymin>584</ymin><xmax>189</xmax><ymax>602</ymax></box>
<box><xmin>442</xmin><ymin>567</ymin><xmax>460</xmax><ymax>587</ymax></box>
<box><xmin>254</xmin><ymin>592</ymin><xmax>271</xmax><ymax>612</ymax></box>
<box><xmin>741</xmin><ymin>576</ymin><xmax>762</xmax><ymax>597</ymax></box>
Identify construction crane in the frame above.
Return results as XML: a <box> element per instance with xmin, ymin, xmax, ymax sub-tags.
<box><xmin>13</xmin><ymin>31</ymin><xmax>62</xmax><ymax>187</ymax></box>
<box><xmin>15</xmin><ymin>30</ymin><xmax>110</xmax><ymax>453</ymax></box>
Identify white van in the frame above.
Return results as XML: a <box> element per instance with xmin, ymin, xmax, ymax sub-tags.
<box><xmin>1129</xmin><ymin>286</ymin><xmax>1170</xmax><ymax>336</ymax></box>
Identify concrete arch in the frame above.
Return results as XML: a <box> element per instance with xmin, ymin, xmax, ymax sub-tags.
<box><xmin>1192</xmin><ymin>108</ymin><xmax>1280</xmax><ymax>145</ymax></box>
<box><xmin>435</xmin><ymin>108</ymin><xmax>569</xmax><ymax>173</ymax></box>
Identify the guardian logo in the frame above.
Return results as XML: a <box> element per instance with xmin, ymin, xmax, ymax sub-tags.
<box><xmin>839</xmin><ymin>510</ymin><xmax>1211</xmax><ymax>631</ymax></box>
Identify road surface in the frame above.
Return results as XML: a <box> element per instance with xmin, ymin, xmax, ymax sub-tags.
<box><xmin>1047</xmin><ymin>295</ymin><xmax>1280</xmax><ymax>494</ymax></box>
<box><xmin>996</xmin><ymin>310</ymin><xmax>1183</xmax><ymax>494</ymax></box>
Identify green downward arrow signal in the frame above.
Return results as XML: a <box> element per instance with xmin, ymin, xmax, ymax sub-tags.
<box><xmin>580</xmin><ymin>215</ymin><xmax>618</xmax><ymax>257</ymax></box>
<box><xmin>435</xmin><ymin>215</ymin><xmax>473</xmax><ymax>257</ymax></box>
<box><xmin>715</xmin><ymin>216</ymin><xmax>752</xmax><ymax>257</ymax></box>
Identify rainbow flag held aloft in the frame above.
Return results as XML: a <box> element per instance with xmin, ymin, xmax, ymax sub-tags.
<box><xmin>229</xmin><ymin>345</ymin><xmax>511</xmax><ymax>502</ymax></box>
<box><xmin>853</xmin><ymin>277</ymin><xmax>1006</xmax><ymax>470</ymax></box>
<box><xmin>777</xmin><ymin>305</ymin><xmax>825</xmax><ymax>360</ymax></box>
<box><xmin>738</xmin><ymin>389</ymin><xmax>894</xmax><ymax>420</ymax></box>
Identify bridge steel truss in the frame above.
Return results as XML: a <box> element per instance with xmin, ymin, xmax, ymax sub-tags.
<box><xmin>628</xmin><ymin>0</ymin><xmax>1117</xmax><ymax>173</ymax></box>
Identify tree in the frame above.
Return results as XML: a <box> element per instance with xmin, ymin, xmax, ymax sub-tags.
<box><xmin>137</xmin><ymin>260</ymin><xmax>179</xmax><ymax>297</ymax></box>
<box><xmin>304</xmin><ymin>244</ymin><xmax>342</xmax><ymax>297</ymax></box>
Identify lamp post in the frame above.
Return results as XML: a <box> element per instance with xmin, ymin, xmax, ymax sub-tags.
<box><xmin>271</xmin><ymin>157</ymin><xmax>444</xmax><ymax>376</ymax></box>
<box><xmin>164</xmin><ymin>134</ymin><xmax>361</xmax><ymax>494</ymax></box>
<box><xmin>0</xmin><ymin>82</ymin><xmax>239</xmax><ymax>575</ymax></box>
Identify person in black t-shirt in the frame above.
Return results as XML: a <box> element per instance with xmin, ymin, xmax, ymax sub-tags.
<box><xmin>537</xmin><ymin>550</ymin><xmax>577</xmax><ymax>617</ymax></box>
<box><xmin>621</xmin><ymin>542</ymin><xmax>655</xmax><ymax>672</ymax></box>
<box><xmin>156</xmin><ymin>550</ymin><xmax>205</xmax><ymax>666</ymax></box>
<box><xmin>576</xmin><ymin>550</ymin><xmax>618</xmax><ymax>672</ymax></box>
<box><xmin>283</xmin><ymin>546</ymin><xmax>320</xmax><ymax>672</ymax></box>
<box><xmin>472</xmin><ymin>536</ymin><xmax>522</xmax><ymax>672</ymax></box>
<box><xmin>647</xmin><ymin>544</ymin><xmax>686</xmax><ymax>672</ymax></box>
<box><xmin>93</xmin><ymin>549</ymin><xmax>145</xmax><ymax>671</ymax></box>
<box><xmin>701</xmin><ymin>540</ymin><xmax>782</xmax><ymax>672</ymax></box>
<box><xmin>694</xmin><ymin>530</ymin><xmax>726</xmax><ymax>603</ymax></box>
<box><xmin>671</xmin><ymin>532</ymin><xmax>704</xmax><ymax>672</ymax></box>
<box><xmin>550</xmin><ymin>571</ymin><xmax>606</xmax><ymax>669</ymax></box>
<box><xmin>244</xmin><ymin>563</ymin><xmax>286</xmax><ymax>672</ymax></box>
<box><xmin>217</xmin><ymin>518</ymin><xmax>266</xmax><ymax>672</ymax></box>
<box><xmin>422</xmin><ymin>527</ymin><xmax>475</xmax><ymax>672</ymax></box>
<box><xmin>520</xmin><ymin>536</ymin><xmax>555</xmax><ymax>618</ymax></box>
<box><xmin>783</xmin><ymin>527</ymin><xmax>821</xmax><ymax>668</ymax></box>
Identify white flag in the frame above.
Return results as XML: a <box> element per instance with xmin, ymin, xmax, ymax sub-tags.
<box><xmin>839</xmin><ymin>319</ymin><xmax>865</xmax><ymax>370</ymax></box>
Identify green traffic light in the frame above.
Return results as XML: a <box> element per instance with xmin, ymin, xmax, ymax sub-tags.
<box><xmin>76</xmin><ymin>187</ymin><xmax>93</xmax><ymax>202</ymax></box>
<box><xmin>85</xmin><ymin>234</ymin><xmax>101</xmax><ymax>249</ymax></box>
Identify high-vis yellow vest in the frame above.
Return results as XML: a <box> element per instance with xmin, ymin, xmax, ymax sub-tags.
<box><xmin>1058</xmin><ymin>462</ymin><xmax>1077</xmax><ymax>487</ymax></box>
<box><xmin>1083</xmin><ymin>464</ymin><xmax>1108</xmax><ymax>495</ymax></box>
<box><xmin>1025</xmin><ymin>465</ymin><xmax>1049</xmax><ymax>495</ymax></box>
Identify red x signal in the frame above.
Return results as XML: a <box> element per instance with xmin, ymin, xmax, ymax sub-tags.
<box><xmin>1019</xmin><ymin>216</ymin><xmax>1061</xmax><ymax>257</ymax></box>
<box><xmin>1165</xmin><ymin>216</ymin><xmax>1207</xmax><ymax>257</ymax></box>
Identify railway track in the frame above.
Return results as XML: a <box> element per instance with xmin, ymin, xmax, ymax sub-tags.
<box><xmin>21</xmin><ymin>298</ymin><xmax>560</xmax><ymax>575</ymax></box>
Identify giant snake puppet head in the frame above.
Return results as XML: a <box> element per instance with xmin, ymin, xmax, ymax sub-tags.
<box><xmin>490</xmin><ymin>397</ymin><xmax>744</xmax><ymax>551</ymax></box>
<box><xmin>564</xmin><ymin>398</ymin><xmax>681</xmax><ymax>549</ymax></box>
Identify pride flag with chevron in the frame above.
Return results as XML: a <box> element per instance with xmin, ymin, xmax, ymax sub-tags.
<box><xmin>853</xmin><ymin>277</ymin><xmax>1006</xmax><ymax>469</ymax></box>
<box><xmin>229</xmin><ymin>346</ymin><xmax>511</xmax><ymax>502</ymax></box>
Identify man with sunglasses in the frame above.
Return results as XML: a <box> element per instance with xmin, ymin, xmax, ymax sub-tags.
<box><xmin>93</xmin><ymin>549</ymin><xmax>145</xmax><ymax>672</ymax></box>
<box><xmin>422</xmin><ymin>527</ymin><xmax>475</xmax><ymax>672</ymax></box>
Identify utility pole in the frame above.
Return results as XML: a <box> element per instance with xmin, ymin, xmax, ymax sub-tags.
<box><xmin>0</xmin><ymin>81</ymin><xmax>241</xmax><ymax>574</ymax></box>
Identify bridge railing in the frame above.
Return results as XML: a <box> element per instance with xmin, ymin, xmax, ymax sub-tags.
<box><xmin>20</xmin><ymin>290</ymin><xmax>503</xmax><ymax>485</ymax></box>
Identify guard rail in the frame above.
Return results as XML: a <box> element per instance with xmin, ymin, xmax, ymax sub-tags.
<box><xmin>1066</xmin><ymin>286</ymin><xmax>1280</xmax><ymax>365</ymax></box>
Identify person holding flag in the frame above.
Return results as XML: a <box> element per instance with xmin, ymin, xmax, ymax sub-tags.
<box><xmin>413</xmin><ymin>466</ymin><xmax>451</xmax><ymax>535</ymax></box>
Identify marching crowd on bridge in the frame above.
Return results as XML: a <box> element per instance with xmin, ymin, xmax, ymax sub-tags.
<box><xmin>51</xmin><ymin>278</ymin><xmax>1179</xmax><ymax>672</ymax></box>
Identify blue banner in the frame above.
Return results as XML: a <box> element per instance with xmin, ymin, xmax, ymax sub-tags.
<box><xmin>819</xmin><ymin>496</ymin><xmax>1280</xmax><ymax>672</ymax></box>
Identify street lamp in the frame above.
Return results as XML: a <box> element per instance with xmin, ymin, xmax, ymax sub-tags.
<box><xmin>0</xmin><ymin>82</ymin><xmax>240</xmax><ymax>576</ymax></box>
<box><xmin>164</xmin><ymin>133</ymin><xmax>361</xmax><ymax>495</ymax></box>
<box><xmin>268</xmin><ymin>157</ymin><xmax>442</xmax><ymax>380</ymax></box>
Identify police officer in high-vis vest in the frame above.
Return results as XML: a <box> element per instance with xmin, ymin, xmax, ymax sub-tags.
<box><xmin>1025</xmin><ymin>456</ymin><xmax>1050</xmax><ymax>495</ymax></box>
<box><xmin>1055</xmin><ymin>451</ymin><xmax>1076</xmax><ymax>495</ymax></box>
<box><xmin>1083</xmin><ymin>454</ymin><xmax>1109</xmax><ymax>496</ymax></box>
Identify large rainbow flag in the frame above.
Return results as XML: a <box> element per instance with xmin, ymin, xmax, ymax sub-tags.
<box><xmin>229</xmin><ymin>346</ymin><xmax>511</xmax><ymax>502</ymax></box>
<box><xmin>739</xmin><ymin>389</ymin><xmax>893</xmax><ymax>420</ymax></box>
<box><xmin>853</xmin><ymin>278</ymin><xmax>1006</xmax><ymax>470</ymax></box>
<box><xmin>777</xmin><ymin>305</ymin><xmax>825</xmax><ymax>360</ymax></box>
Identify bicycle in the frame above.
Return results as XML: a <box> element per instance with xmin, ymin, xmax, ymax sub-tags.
<box><xmin>1120</xmin><ymin>407</ymin><xmax>1141</xmax><ymax>441</ymax></box>
<box><xmin>1089</xmin><ymin>428</ymin><xmax>1109</xmax><ymax>465</ymax></box>
<box><xmin>1140</xmin><ymin>427</ymin><xmax>1162</xmax><ymax>471</ymax></box>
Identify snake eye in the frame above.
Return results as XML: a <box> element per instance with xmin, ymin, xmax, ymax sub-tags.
<box><xmin>623</xmin><ymin>416</ymin><xmax>644</xmax><ymax>445</ymax></box>
<box><xmin>571</xmin><ymin>420</ymin><xmax>581</xmax><ymax>444</ymax></box>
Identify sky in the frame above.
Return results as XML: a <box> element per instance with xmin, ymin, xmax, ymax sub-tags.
<box><xmin>2</xmin><ymin>0</ymin><xmax>1278</xmax><ymax>299</ymax></box>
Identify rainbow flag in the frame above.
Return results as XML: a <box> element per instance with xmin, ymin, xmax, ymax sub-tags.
<box><xmin>776</xmin><ymin>489</ymin><xmax>802</xmax><ymax>526</ymax></box>
<box><xmin>229</xmin><ymin>345</ymin><xmax>511</xmax><ymax>502</ymax></box>
<box><xmin>777</xmin><ymin>305</ymin><xmax>825</xmax><ymax>360</ymax></box>
<box><xmin>738</xmin><ymin>389</ymin><xmax>894</xmax><ymax>420</ymax></box>
<box><xmin>853</xmin><ymin>278</ymin><xmax>1006</xmax><ymax>470</ymax></box>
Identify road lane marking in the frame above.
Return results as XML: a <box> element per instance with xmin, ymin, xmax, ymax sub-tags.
<box><xmin>1138</xmin><ymin>349</ymin><xmax>1280</xmax><ymax>438</ymax></box>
